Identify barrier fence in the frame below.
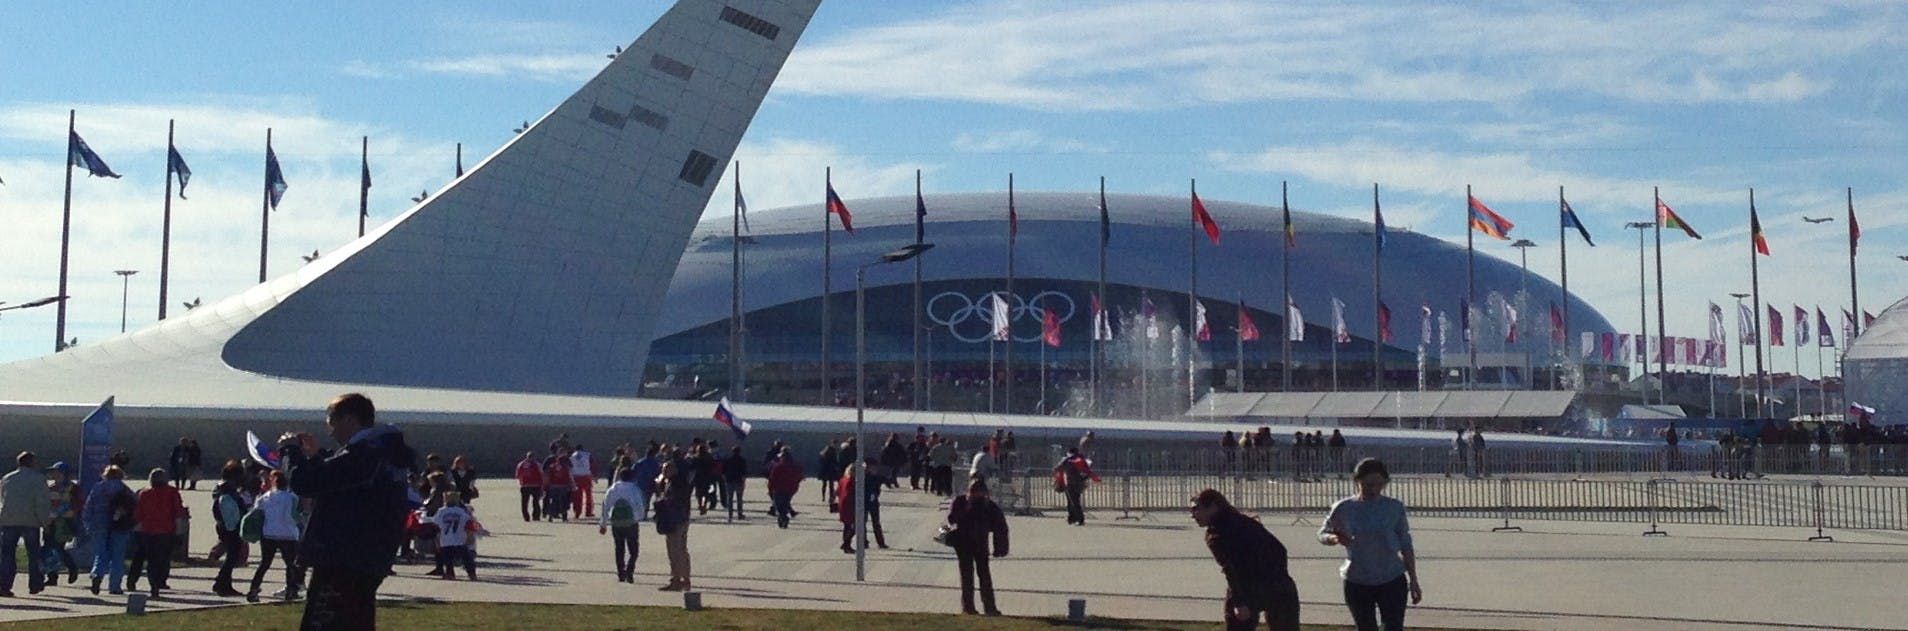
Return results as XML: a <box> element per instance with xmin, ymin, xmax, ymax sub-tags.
<box><xmin>1004</xmin><ymin>447</ymin><xmax>1908</xmax><ymax>536</ymax></box>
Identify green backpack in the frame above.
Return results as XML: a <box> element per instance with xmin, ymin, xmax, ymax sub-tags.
<box><xmin>239</xmin><ymin>506</ymin><xmax>266</xmax><ymax>543</ymax></box>
<box><xmin>608</xmin><ymin>497</ymin><xmax>637</xmax><ymax>529</ymax></box>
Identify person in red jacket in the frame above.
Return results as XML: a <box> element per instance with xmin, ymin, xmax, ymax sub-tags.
<box><xmin>125</xmin><ymin>468</ymin><xmax>188</xmax><ymax>598</ymax></box>
<box><xmin>765</xmin><ymin>449</ymin><xmax>802</xmax><ymax>529</ymax></box>
<box><xmin>544</xmin><ymin>456</ymin><xmax>574</xmax><ymax>522</ymax></box>
<box><xmin>1054</xmin><ymin>448</ymin><xmax>1102</xmax><ymax>526</ymax></box>
<box><xmin>514</xmin><ymin>452</ymin><xmax>544</xmax><ymax>522</ymax></box>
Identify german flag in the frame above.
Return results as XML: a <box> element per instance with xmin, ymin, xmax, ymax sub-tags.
<box><xmin>1751</xmin><ymin>205</ymin><xmax>1770</xmax><ymax>256</ymax></box>
<box><xmin>1467</xmin><ymin>195</ymin><xmax>1514</xmax><ymax>240</ymax></box>
<box><xmin>1656</xmin><ymin>199</ymin><xmax>1701</xmax><ymax>239</ymax></box>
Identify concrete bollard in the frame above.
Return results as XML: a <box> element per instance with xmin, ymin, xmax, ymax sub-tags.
<box><xmin>1067</xmin><ymin>598</ymin><xmax>1086</xmax><ymax>622</ymax></box>
<box><xmin>682</xmin><ymin>591</ymin><xmax>702</xmax><ymax>611</ymax></box>
<box><xmin>126</xmin><ymin>593</ymin><xmax>148</xmax><ymax>615</ymax></box>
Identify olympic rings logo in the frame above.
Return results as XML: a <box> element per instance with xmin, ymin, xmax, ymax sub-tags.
<box><xmin>926</xmin><ymin>291</ymin><xmax>1076</xmax><ymax>344</ymax></box>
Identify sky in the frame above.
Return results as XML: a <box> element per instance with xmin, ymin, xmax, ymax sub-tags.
<box><xmin>0</xmin><ymin>1</ymin><xmax>1904</xmax><ymax>378</ymax></box>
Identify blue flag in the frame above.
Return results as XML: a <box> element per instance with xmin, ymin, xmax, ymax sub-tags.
<box><xmin>68</xmin><ymin>131</ymin><xmax>121</xmax><ymax>179</ymax></box>
<box><xmin>77</xmin><ymin>397</ymin><xmax>115</xmax><ymax>498</ymax></box>
<box><xmin>168</xmin><ymin>145</ymin><xmax>191</xmax><ymax>199</ymax></box>
<box><xmin>914</xmin><ymin>187</ymin><xmax>927</xmax><ymax>243</ymax></box>
<box><xmin>1373</xmin><ymin>196</ymin><xmax>1387</xmax><ymax>252</ymax></box>
<box><xmin>265</xmin><ymin>145</ymin><xmax>288</xmax><ymax>209</ymax></box>
<box><xmin>1561</xmin><ymin>199</ymin><xmax>1594</xmax><ymax>246</ymax></box>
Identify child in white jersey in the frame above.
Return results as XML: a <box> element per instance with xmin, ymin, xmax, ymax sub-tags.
<box><xmin>431</xmin><ymin>493</ymin><xmax>479</xmax><ymax>580</ymax></box>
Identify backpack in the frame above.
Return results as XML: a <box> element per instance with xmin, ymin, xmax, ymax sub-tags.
<box><xmin>239</xmin><ymin>506</ymin><xmax>266</xmax><ymax>543</ymax></box>
<box><xmin>608</xmin><ymin>497</ymin><xmax>637</xmax><ymax>529</ymax></box>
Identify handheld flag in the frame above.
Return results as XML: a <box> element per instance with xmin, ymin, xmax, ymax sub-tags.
<box><xmin>1191</xmin><ymin>191</ymin><xmax>1221</xmax><ymax>245</ymax></box>
<box><xmin>1090</xmin><ymin>293</ymin><xmax>1113</xmax><ymax>341</ymax></box>
<box><xmin>990</xmin><ymin>292</ymin><xmax>1010</xmax><ymax>342</ymax></box>
<box><xmin>1750</xmin><ymin>206</ymin><xmax>1770</xmax><ymax>256</ymax></box>
<box><xmin>1042</xmin><ymin>306</ymin><xmax>1061</xmax><ymax>348</ymax></box>
<box><xmin>167</xmin><ymin>145</ymin><xmax>192</xmax><ymax>199</ymax></box>
<box><xmin>713</xmin><ymin>398</ymin><xmax>751</xmax><ymax>441</ymax></box>
<box><xmin>1467</xmin><ymin>195</ymin><xmax>1514</xmax><ymax>240</ymax></box>
<box><xmin>1818</xmin><ymin>308</ymin><xmax>1835</xmax><ymax>347</ymax></box>
<box><xmin>1195</xmin><ymin>301</ymin><xmax>1211</xmax><ymax>342</ymax></box>
<box><xmin>246</xmin><ymin>431</ymin><xmax>282</xmax><ymax>470</ymax></box>
<box><xmin>1656</xmin><ymin>199</ymin><xmax>1701</xmax><ymax>239</ymax></box>
<box><xmin>1377</xmin><ymin>302</ymin><xmax>1393</xmax><ymax>343</ymax></box>
<box><xmin>1767</xmin><ymin>305</ymin><xmax>1783</xmax><ymax>346</ymax></box>
<box><xmin>825</xmin><ymin>183</ymin><xmax>854</xmax><ymax>234</ymax></box>
<box><xmin>68</xmin><ymin>131</ymin><xmax>122</xmax><ymax>178</ymax></box>
<box><xmin>1795</xmin><ymin>306</ymin><xmax>1810</xmax><ymax>346</ymax></box>
<box><xmin>1561</xmin><ymin>198</ymin><xmax>1593</xmax><ymax>246</ymax></box>
<box><xmin>1331</xmin><ymin>297</ymin><xmax>1349</xmax><ymax>344</ymax></box>
<box><xmin>265</xmin><ymin>145</ymin><xmax>288</xmax><ymax>209</ymax></box>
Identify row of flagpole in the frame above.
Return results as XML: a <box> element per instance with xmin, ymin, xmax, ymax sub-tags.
<box><xmin>41</xmin><ymin>110</ymin><xmax>466</xmax><ymax>352</ymax></box>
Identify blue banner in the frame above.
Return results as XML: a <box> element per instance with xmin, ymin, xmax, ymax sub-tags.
<box><xmin>77</xmin><ymin>397</ymin><xmax>114</xmax><ymax>498</ymax></box>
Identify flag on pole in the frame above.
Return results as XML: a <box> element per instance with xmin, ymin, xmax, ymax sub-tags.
<box><xmin>825</xmin><ymin>182</ymin><xmax>854</xmax><ymax>234</ymax></box>
<box><xmin>1242</xmin><ymin>303</ymin><xmax>1263</xmax><ymax>342</ymax></box>
<box><xmin>1708</xmin><ymin>302</ymin><xmax>1725</xmax><ymax>342</ymax></box>
<box><xmin>265</xmin><ymin>144</ymin><xmax>288</xmax><ymax>209</ymax></box>
<box><xmin>1849</xmin><ymin>196</ymin><xmax>1861</xmax><ymax>255</ymax></box>
<box><xmin>359</xmin><ymin>152</ymin><xmax>372</xmax><ymax>216</ymax></box>
<box><xmin>68</xmin><ymin>131</ymin><xmax>121</xmax><ymax>178</ymax></box>
<box><xmin>1090</xmin><ymin>293</ymin><xmax>1113</xmax><ymax>341</ymax></box>
<box><xmin>1656</xmin><ymin>198</ymin><xmax>1701</xmax><ymax>239</ymax></box>
<box><xmin>914</xmin><ymin>184</ymin><xmax>927</xmax><ymax>243</ymax></box>
<box><xmin>1331</xmin><ymin>297</ymin><xmax>1349</xmax><ymax>344</ymax></box>
<box><xmin>1458</xmin><ymin>299</ymin><xmax>1471</xmax><ymax>343</ymax></box>
<box><xmin>1420</xmin><ymin>303</ymin><xmax>1433</xmax><ymax>345</ymax></box>
<box><xmin>1618</xmin><ymin>333</ymin><xmax>1634</xmax><ymax>363</ymax></box>
<box><xmin>167</xmin><ymin>145</ymin><xmax>191</xmax><ymax>199</ymax></box>
<box><xmin>713</xmin><ymin>398</ymin><xmax>751</xmax><ymax>440</ymax></box>
<box><xmin>1561</xmin><ymin>198</ymin><xmax>1594</xmax><ymax>246</ymax></box>
<box><xmin>1098</xmin><ymin>192</ymin><xmax>1110</xmax><ymax>243</ymax></box>
<box><xmin>1767</xmin><ymin>305</ymin><xmax>1784</xmax><ymax>346</ymax></box>
<box><xmin>990</xmin><ymin>293</ymin><xmax>1010</xmax><ymax>342</ymax></box>
<box><xmin>1008</xmin><ymin>187</ymin><xmax>1019</xmax><ymax>238</ymax></box>
<box><xmin>1502</xmin><ymin>302</ymin><xmax>1518</xmax><ymax>343</ymax></box>
<box><xmin>1282</xmin><ymin>299</ymin><xmax>1299</xmax><ymax>342</ymax></box>
<box><xmin>1549</xmin><ymin>302</ymin><xmax>1565</xmax><ymax>344</ymax></box>
<box><xmin>1142</xmin><ymin>296</ymin><xmax>1160</xmax><ymax>340</ymax></box>
<box><xmin>1683</xmin><ymin>338</ymin><xmax>1698</xmax><ymax>366</ymax></box>
<box><xmin>1438</xmin><ymin>311</ymin><xmax>1450</xmax><ymax>352</ymax></box>
<box><xmin>1467</xmin><ymin>195</ymin><xmax>1514</xmax><ymax>240</ymax></box>
<box><xmin>1191</xmin><ymin>191</ymin><xmax>1221</xmax><ymax>245</ymax></box>
<box><xmin>1818</xmin><ymin>308</ymin><xmax>1836</xmax><ymax>347</ymax></box>
<box><xmin>1843</xmin><ymin>309</ymin><xmax>1856</xmax><ymax>344</ymax></box>
<box><xmin>246</xmin><ymin>431</ymin><xmax>282</xmax><ymax>470</ymax></box>
<box><xmin>1195</xmin><ymin>301</ymin><xmax>1210</xmax><ymax>342</ymax></box>
<box><xmin>1606</xmin><ymin>333</ymin><xmax>1620</xmax><ymax>363</ymax></box>
<box><xmin>1738</xmin><ymin>303</ymin><xmax>1756</xmax><ymax>341</ymax></box>
<box><xmin>738</xmin><ymin>188</ymin><xmax>752</xmax><ymax>234</ymax></box>
<box><xmin>1580</xmin><ymin>332</ymin><xmax>1594</xmax><ymax>360</ymax></box>
<box><xmin>1751</xmin><ymin>206</ymin><xmax>1771</xmax><ymax>255</ymax></box>
<box><xmin>1282</xmin><ymin>198</ymin><xmax>1296</xmax><ymax>248</ymax></box>
<box><xmin>1042</xmin><ymin>306</ymin><xmax>1061</xmax><ymax>348</ymax></box>
<box><xmin>1373</xmin><ymin>196</ymin><xmax>1388</xmax><ymax>252</ymax></box>
<box><xmin>1794</xmin><ymin>306</ymin><xmax>1810</xmax><ymax>346</ymax></box>
<box><xmin>1377</xmin><ymin>302</ymin><xmax>1393</xmax><ymax>343</ymax></box>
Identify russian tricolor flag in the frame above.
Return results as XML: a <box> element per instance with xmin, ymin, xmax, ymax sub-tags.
<box><xmin>246</xmin><ymin>431</ymin><xmax>282</xmax><ymax>470</ymax></box>
<box><xmin>713</xmin><ymin>398</ymin><xmax>750</xmax><ymax>441</ymax></box>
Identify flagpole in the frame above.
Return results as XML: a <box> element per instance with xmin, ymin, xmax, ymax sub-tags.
<box><xmin>822</xmin><ymin>167</ymin><xmax>833</xmax><ymax>406</ymax></box>
<box><xmin>1039</xmin><ymin>295</ymin><xmax>1048</xmax><ymax>412</ymax></box>
<box><xmin>731</xmin><ymin>162</ymin><xmax>743</xmax><ymax>400</ymax></box>
<box><xmin>1140</xmin><ymin>290</ymin><xmax>1150</xmax><ymax>417</ymax></box>
<box><xmin>358</xmin><ymin>136</ymin><xmax>369</xmax><ymax>238</ymax></box>
<box><xmin>1095</xmin><ymin>176</ymin><xmax>1108</xmax><ymax>415</ymax></box>
<box><xmin>1374</xmin><ymin>183</ymin><xmax>1384</xmax><ymax>391</ymax></box>
<box><xmin>1558</xmin><ymin>186</ymin><xmax>1569</xmax><ymax>391</ymax></box>
<box><xmin>912</xmin><ymin>169</ymin><xmax>924</xmax><ymax>411</ymax></box>
<box><xmin>1750</xmin><ymin>189</ymin><xmax>1766</xmax><ymax>418</ymax></box>
<box><xmin>1236</xmin><ymin>296</ymin><xmax>1245</xmax><ymax>393</ymax></box>
<box><xmin>1187</xmin><ymin>178</ymin><xmax>1199</xmax><ymax>410</ymax></box>
<box><xmin>1005</xmin><ymin>173</ymin><xmax>1016</xmax><ymax>414</ymax></box>
<box><xmin>56</xmin><ymin>109</ymin><xmax>75</xmax><ymax>351</ymax></box>
<box><xmin>1281</xmin><ymin>181</ymin><xmax>1292</xmax><ymax>392</ymax></box>
<box><xmin>1465</xmin><ymin>184</ymin><xmax>1475</xmax><ymax>391</ymax></box>
<box><xmin>1793</xmin><ymin>331</ymin><xmax>1802</xmax><ymax>418</ymax></box>
<box><xmin>1653</xmin><ymin>188</ymin><xmax>1669</xmax><ymax>404</ymax></box>
<box><xmin>159</xmin><ymin>119</ymin><xmax>175</xmax><ymax>321</ymax></box>
<box><xmin>1816</xmin><ymin>329</ymin><xmax>1826</xmax><ymax>418</ymax></box>
<box><xmin>1848</xmin><ymin>188</ymin><xmax>1859</xmax><ymax>339</ymax></box>
<box><xmin>259</xmin><ymin>128</ymin><xmax>272</xmax><ymax>283</ymax></box>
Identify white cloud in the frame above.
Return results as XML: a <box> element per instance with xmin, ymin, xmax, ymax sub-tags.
<box><xmin>950</xmin><ymin>130</ymin><xmax>1107</xmax><ymax>154</ymax></box>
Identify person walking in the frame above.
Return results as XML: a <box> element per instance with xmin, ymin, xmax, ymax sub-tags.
<box><xmin>837</xmin><ymin>459</ymin><xmax>888</xmax><ymax>553</ymax></box>
<box><xmin>277</xmin><ymin>393</ymin><xmax>418</xmax><ymax>630</ymax></box>
<box><xmin>184</xmin><ymin>440</ymin><xmax>205</xmax><ymax>490</ymax></box>
<box><xmin>41</xmin><ymin>462</ymin><xmax>82</xmax><ymax>586</ymax></box>
<box><xmin>0</xmin><ymin>452</ymin><xmax>51</xmax><ymax>597</ymax></box>
<box><xmin>1053</xmin><ymin>448</ymin><xmax>1101</xmax><ymax>526</ymax></box>
<box><xmin>81</xmin><ymin>465</ymin><xmax>137</xmax><ymax>595</ymax></box>
<box><xmin>946</xmin><ymin>479</ymin><xmax>1009</xmax><ymax>616</ymax></box>
<box><xmin>598</xmin><ymin>467</ymin><xmax>646</xmax><ymax>584</ymax></box>
<box><xmin>633</xmin><ymin>445</ymin><xmax>662</xmax><ymax>516</ymax></box>
<box><xmin>928</xmin><ymin>437</ymin><xmax>957</xmax><ymax>497</ymax></box>
<box><xmin>818</xmin><ymin>441</ymin><xmax>841</xmax><ymax>511</ymax></box>
<box><xmin>168</xmin><ymin>439</ymin><xmax>192</xmax><ymax>489</ymax></box>
<box><xmin>653</xmin><ymin>461</ymin><xmax>694</xmax><ymax>592</ymax></box>
<box><xmin>514</xmin><ymin>452</ymin><xmax>544</xmax><ymax>522</ymax></box>
<box><xmin>247</xmin><ymin>470</ymin><xmax>305</xmax><ymax>602</ymax></box>
<box><xmin>720</xmin><ymin>446</ymin><xmax>748</xmax><ymax>521</ymax></box>
<box><xmin>907</xmin><ymin>431</ymin><xmax>927</xmax><ymax>490</ymax></box>
<box><xmin>1328</xmin><ymin>430</ymin><xmax>1348</xmax><ymax>478</ymax></box>
<box><xmin>1191</xmin><ymin>488</ymin><xmax>1300</xmax><ymax>631</ymax></box>
<box><xmin>1319</xmin><ymin>459</ymin><xmax>1421</xmax><ymax>631</ymax></box>
<box><xmin>1468</xmin><ymin>428</ymin><xmax>1488</xmax><ymax>478</ymax></box>
<box><xmin>571</xmin><ymin>444</ymin><xmax>597</xmax><ymax>519</ymax></box>
<box><xmin>544</xmin><ymin>454</ymin><xmax>574</xmax><ymax>522</ymax></box>
<box><xmin>430</xmin><ymin>493</ymin><xmax>478</xmax><ymax>581</ymax></box>
<box><xmin>1445</xmin><ymin>428</ymin><xmax>1469</xmax><ymax>478</ymax></box>
<box><xmin>211</xmin><ymin>460</ymin><xmax>254</xmax><ymax>597</ymax></box>
<box><xmin>879</xmin><ymin>434</ymin><xmax>907</xmax><ymax>490</ymax></box>
<box><xmin>126</xmin><ymin>468</ymin><xmax>188</xmax><ymax>597</ymax></box>
<box><xmin>969</xmin><ymin>445</ymin><xmax>998</xmax><ymax>486</ymax></box>
<box><xmin>766</xmin><ymin>449</ymin><xmax>803</xmax><ymax>529</ymax></box>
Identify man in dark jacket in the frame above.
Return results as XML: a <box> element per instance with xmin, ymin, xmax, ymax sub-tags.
<box><xmin>947</xmin><ymin>479</ymin><xmax>1009</xmax><ymax>616</ymax></box>
<box><xmin>1191</xmin><ymin>488</ymin><xmax>1299</xmax><ymax>631</ymax></box>
<box><xmin>879</xmin><ymin>434</ymin><xmax>908</xmax><ymax>490</ymax></box>
<box><xmin>278</xmin><ymin>393</ymin><xmax>416</xmax><ymax>631</ymax></box>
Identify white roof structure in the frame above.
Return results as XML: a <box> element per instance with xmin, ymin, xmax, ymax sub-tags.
<box><xmin>1189</xmin><ymin>391</ymin><xmax>1577</xmax><ymax>421</ymax></box>
<box><xmin>0</xmin><ymin>0</ymin><xmax>819</xmax><ymax>410</ymax></box>
<box><xmin>1846</xmin><ymin>295</ymin><xmax>1908</xmax><ymax>424</ymax></box>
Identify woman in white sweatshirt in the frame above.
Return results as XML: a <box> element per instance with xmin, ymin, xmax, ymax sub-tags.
<box><xmin>247</xmin><ymin>471</ymin><xmax>305</xmax><ymax>602</ymax></box>
<box><xmin>597</xmin><ymin>467</ymin><xmax>647</xmax><ymax>584</ymax></box>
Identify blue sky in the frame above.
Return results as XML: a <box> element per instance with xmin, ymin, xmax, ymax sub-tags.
<box><xmin>1</xmin><ymin>1</ymin><xmax>1904</xmax><ymax>378</ymax></box>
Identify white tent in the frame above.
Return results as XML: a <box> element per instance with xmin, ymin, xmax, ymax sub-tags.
<box><xmin>1845</xmin><ymin>296</ymin><xmax>1908</xmax><ymax>425</ymax></box>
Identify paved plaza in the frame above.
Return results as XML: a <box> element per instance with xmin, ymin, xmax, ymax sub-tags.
<box><xmin>3</xmin><ymin>477</ymin><xmax>1904</xmax><ymax>630</ymax></box>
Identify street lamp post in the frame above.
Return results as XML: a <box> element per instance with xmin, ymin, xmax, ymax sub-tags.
<box><xmin>855</xmin><ymin>242</ymin><xmax>934</xmax><ymax>582</ymax></box>
<box><xmin>0</xmin><ymin>295</ymin><xmax>70</xmax><ymax>346</ymax></box>
<box><xmin>1624</xmin><ymin>222</ymin><xmax>1654</xmax><ymax>404</ymax></box>
<box><xmin>114</xmin><ymin>270</ymin><xmax>138</xmax><ymax>333</ymax></box>
<box><xmin>1510</xmin><ymin>239</ymin><xmax>1536</xmax><ymax>388</ymax></box>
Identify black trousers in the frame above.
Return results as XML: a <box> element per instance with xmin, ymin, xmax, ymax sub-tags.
<box><xmin>908</xmin><ymin>461</ymin><xmax>922</xmax><ymax>489</ymax></box>
<box><xmin>214</xmin><ymin>530</ymin><xmax>247</xmax><ymax>589</ymax></box>
<box><xmin>436</xmin><ymin>545</ymin><xmax>475</xmax><ymax>579</ymax></box>
<box><xmin>520</xmin><ymin>487</ymin><xmax>542</xmax><ymax>521</ymax></box>
<box><xmin>1343</xmin><ymin>575</ymin><xmax>1407</xmax><ymax>631</ymax></box>
<box><xmin>301</xmin><ymin>565</ymin><xmax>385</xmax><ymax>631</ymax></box>
<box><xmin>127</xmin><ymin>533</ymin><xmax>176</xmax><ymax>589</ymax></box>
<box><xmin>610</xmin><ymin>526</ymin><xmax>640</xmax><ymax>579</ymax></box>
<box><xmin>1064</xmin><ymin>484</ymin><xmax>1086</xmax><ymax>524</ymax></box>
<box><xmin>250</xmin><ymin>538</ymin><xmax>303</xmax><ymax>594</ymax></box>
<box><xmin>954</xmin><ymin>546</ymin><xmax>997</xmax><ymax>613</ymax></box>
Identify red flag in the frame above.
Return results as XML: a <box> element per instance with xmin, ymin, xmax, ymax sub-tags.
<box><xmin>1549</xmin><ymin>302</ymin><xmax>1565</xmax><ymax>344</ymax></box>
<box><xmin>1849</xmin><ymin>191</ymin><xmax>1862</xmax><ymax>254</ymax></box>
<box><xmin>1191</xmin><ymin>191</ymin><xmax>1221</xmax><ymax>245</ymax></box>
<box><xmin>1239</xmin><ymin>304</ymin><xmax>1261</xmax><ymax>342</ymax></box>
<box><xmin>1377</xmin><ymin>302</ymin><xmax>1393</xmax><ymax>343</ymax></box>
<box><xmin>1767</xmin><ymin>305</ymin><xmax>1784</xmax><ymax>346</ymax></box>
<box><xmin>1042</xmin><ymin>306</ymin><xmax>1060</xmax><ymax>348</ymax></box>
<box><xmin>826</xmin><ymin>183</ymin><xmax>854</xmax><ymax>234</ymax></box>
<box><xmin>1657</xmin><ymin>198</ymin><xmax>1701</xmax><ymax>239</ymax></box>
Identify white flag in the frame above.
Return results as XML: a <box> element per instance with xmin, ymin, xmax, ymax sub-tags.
<box><xmin>1194</xmin><ymin>301</ymin><xmax>1210</xmax><ymax>342</ymax></box>
<box><xmin>1331</xmin><ymin>297</ymin><xmax>1349</xmax><ymax>344</ymax></box>
<box><xmin>1617</xmin><ymin>333</ymin><xmax>1634</xmax><ymax>364</ymax></box>
<box><xmin>1580</xmin><ymin>332</ymin><xmax>1595</xmax><ymax>360</ymax></box>
<box><xmin>1438</xmin><ymin>312</ymin><xmax>1450</xmax><ymax>354</ymax></box>
<box><xmin>1502</xmin><ymin>303</ymin><xmax>1519</xmax><ymax>344</ymax></box>
<box><xmin>1090</xmin><ymin>293</ymin><xmax>1113</xmax><ymax>341</ymax></box>
<box><xmin>1708</xmin><ymin>302</ymin><xmax>1725</xmax><ymax>342</ymax></box>
<box><xmin>1419</xmin><ymin>304</ymin><xmax>1432</xmax><ymax>345</ymax></box>
<box><xmin>990</xmin><ymin>292</ymin><xmax>1010</xmax><ymax>342</ymax></box>
<box><xmin>1286</xmin><ymin>299</ymin><xmax>1305</xmax><ymax>342</ymax></box>
<box><xmin>1738</xmin><ymin>303</ymin><xmax>1756</xmax><ymax>341</ymax></box>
